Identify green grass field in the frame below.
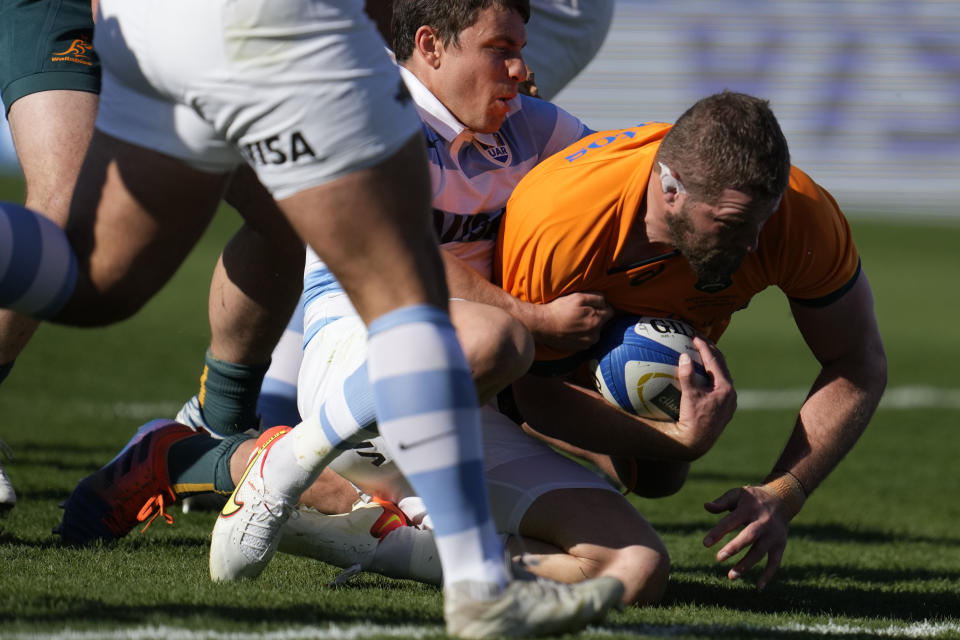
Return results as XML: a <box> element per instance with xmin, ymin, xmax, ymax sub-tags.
<box><xmin>0</xmin><ymin>174</ymin><xmax>958</xmax><ymax>639</ymax></box>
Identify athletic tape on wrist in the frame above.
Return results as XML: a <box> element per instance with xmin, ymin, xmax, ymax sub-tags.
<box><xmin>756</xmin><ymin>471</ymin><xmax>806</xmax><ymax>517</ymax></box>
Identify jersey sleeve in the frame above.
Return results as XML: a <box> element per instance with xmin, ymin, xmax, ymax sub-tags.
<box><xmin>761</xmin><ymin>168</ymin><xmax>861</xmax><ymax>302</ymax></box>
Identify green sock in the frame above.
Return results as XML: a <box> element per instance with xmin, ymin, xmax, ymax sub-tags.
<box><xmin>197</xmin><ymin>350</ymin><xmax>270</xmax><ymax>436</ymax></box>
<box><xmin>168</xmin><ymin>433</ymin><xmax>251</xmax><ymax>497</ymax></box>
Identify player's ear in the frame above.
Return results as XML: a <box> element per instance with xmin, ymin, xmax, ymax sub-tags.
<box><xmin>659</xmin><ymin>162</ymin><xmax>686</xmax><ymax>200</ymax></box>
<box><xmin>414</xmin><ymin>25</ymin><xmax>443</xmax><ymax>68</ymax></box>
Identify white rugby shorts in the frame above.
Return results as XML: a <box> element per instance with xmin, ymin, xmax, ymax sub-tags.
<box><xmin>299</xmin><ymin>292</ymin><xmax>618</xmax><ymax>535</ymax></box>
<box><xmin>93</xmin><ymin>0</ymin><xmax>420</xmax><ymax>199</ymax></box>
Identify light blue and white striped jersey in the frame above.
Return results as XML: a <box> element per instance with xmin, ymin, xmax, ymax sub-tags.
<box><xmin>302</xmin><ymin>64</ymin><xmax>592</xmax><ymax>348</ymax></box>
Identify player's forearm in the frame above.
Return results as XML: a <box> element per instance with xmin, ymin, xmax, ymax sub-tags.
<box><xmin>443</xmin><ymin>249</ymin><xmax>507</xmax><ymax>304</ymax></box>
<box><xmin>441</xmin><ymin>250</ymin><xmax>542</xmax><ymax>329</ymax></box>
<box><xmin>513</xmin><ymin>374</ymin><xmax>707</xmax><ymax>460</ymax></box>
<box><xmin>768</xmin><ymin>350</ymin><xmax>887</xmax><ymax>500</ymax></box>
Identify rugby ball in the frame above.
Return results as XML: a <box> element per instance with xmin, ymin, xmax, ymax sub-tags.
<box><xmin>588</xmin><ymin>315</ymin><xmax>708</xmax><ymax>421</ymax></box>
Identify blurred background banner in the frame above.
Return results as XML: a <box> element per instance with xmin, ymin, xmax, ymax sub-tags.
<box><xmin>2</xmin><ymin>0</ymin><xmax>958</xmax><ymax>218</ymax></box>
<box><xmin>550</xmin><ymin>1</ymin><xmax>960</xmax><ymax>219</ymax></box>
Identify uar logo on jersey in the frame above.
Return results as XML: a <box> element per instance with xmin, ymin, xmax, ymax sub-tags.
<box><xmin>476</xmin><ymin>132</ymin><xmax>512</xmax><ymax>166</ymax></box>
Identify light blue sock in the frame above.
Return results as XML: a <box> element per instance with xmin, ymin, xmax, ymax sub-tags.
<box><xmin>0</xmin><ymin>202</ymin><xmax>77</xmax><ymax>318</ymax></box>
<box><xmin>367</xmin><ymin>304</ymin><xmax>507</xmax><ymax>588</ymax></box>
<box><xmin>263</xmin><ymin>361</ymin><xmax>379</xmax><ymax>503</ymax></box>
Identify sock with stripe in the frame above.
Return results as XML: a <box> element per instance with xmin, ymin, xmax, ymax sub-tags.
<box><xmin>261</xmin><ymin>361</ymin><xmax>379</xmax><ymax>502</ymax></box>
<box><xmin>195</xmin><ymin>351</ymin><xmax>270</xmax><ymax>436</ymax></box>
<box><xmin>167</xmin><ymin>433</ymin><xmax>251</xmax><ymax>497</ymax></box>
<box><xmin>260</xmin><ymin>304</ymin><xmax>506</xmax><ymax>587</ymax></box>
<box><xmin>366</xmin><ymin>305</ymin><xmax>507</xmax><ymax>588</ymax></box>
<box><xmin>0</xmin><ymin>202</ymin><xmax>77</xmax><ymax>318</ymax></box>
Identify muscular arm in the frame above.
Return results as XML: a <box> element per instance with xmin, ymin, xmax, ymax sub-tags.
<box><xmin>774</xmin><ymin>272</ymin><xmax>887</xmax><ymax>492</ymax></box>
<box><xmin>514</xmin><ymin>335</ymin><xmax>736</xmax><ymax>461</ymax></box>
<box><xmin>704</xmin><ymin>272</ymin><xmax>886</xmax><ymax>588</ymax></box>
<box><xmin>515</xmin><ymin>376</ymin><xmax>703</xmax><ymax>460</ymax></box>
<box><xmin>441</xmin><ymin>249</ymin><xmax>612</xmax><ymax>352</ymax></box>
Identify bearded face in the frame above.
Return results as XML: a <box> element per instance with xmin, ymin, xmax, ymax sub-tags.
<box><xmin>666</xmin><ymin>200</ymin><xmax>748</xmax><ymax>286</ymax></box>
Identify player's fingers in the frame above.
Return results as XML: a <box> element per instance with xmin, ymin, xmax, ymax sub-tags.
<box><xmin>677</xmin><ymin>352</ymin><xmax>696</xmax><ymax>388</ymax></box>
<box><xmin>727</xmin><ymin>542</ymin><xmax>767</xmax><ymax>581</ymax></box>
<box><xmin>703</xmin><ymin>512</ymin><xmax>748</xmax><ymax>548</ymax></box>
<box><xmin>757</xmin><ymin>544</ymin><xmax>784</xmax><ymax>590</ymax></box>
<box><xmin>580</xmin><ymin>291</ymin><xmax>614</xmax><ymax>314</ymax></box>
<box><xmin>704</xmin><ymin>487</ymin><xmax>741</xmax><ymax>513</ymax></box>
<box><xmin>716</xmin><ymin>522</ymin><xmax>762</xmax><ymax>565</ymax></box>
<box><xmin>692</xmin><ymin>336</ymin><xmax>733</xmax><ymax>388</ymax></box>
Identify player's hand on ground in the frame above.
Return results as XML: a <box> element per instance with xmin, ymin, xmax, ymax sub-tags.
<box><xmin>529</xmin><ymin>291</ymin><xmax>613</xmax><ymax>352</ymax></box>
<box><xmin>702</xmin><ymin>485</ymin><xmax>791</xmax><ymax>590</ymax></box>
<box><xmin>675</xmin><ymin>336</ymin><xmax>736</xmax><ymax>454</ymax></box>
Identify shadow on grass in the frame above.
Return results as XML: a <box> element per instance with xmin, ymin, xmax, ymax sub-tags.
<box><xmin>0</xmin><ymin>591</ymin><xmax>443</xmax><ymax>629</ymax></box>
<box><xmin>603</xmin><ymin>619</ymin><xmax>944</xmax><ymax>640</ymax></box>
<box><xmin>663</xmin><ymin>564</ymin><xmax>960</xmax><ymax>621</ymax></box>
<box><xmin>655</xmin><ymin>520</ymin><xmax>960</xmax><ymax>547</ymax></box>
<box><xmin>0</xmin><ymin>528</ymin><xmax>211</xmax><ymax>550</ymax></box>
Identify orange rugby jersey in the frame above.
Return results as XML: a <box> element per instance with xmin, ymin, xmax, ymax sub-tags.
<box><xmin>495</xmin><ymin>123</ymin><xmax>860</xmax><ymax>361</ymax></box>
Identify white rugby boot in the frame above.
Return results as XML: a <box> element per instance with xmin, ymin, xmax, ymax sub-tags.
<box><xmin>444</xmin><ymin>574</ymin><xmax>624</xmax><ymax>639</ymax></box>
<box><xmin>278</xmin><ymin>500</ymin><xmax>442</xmax><ymax>585</ymax></box>
<box><xmin>209</xmin><ymin>426</ymin><xmax>294</xmax><ymax>581</ymax></box>
<box><xmin>0</xmin><ymin>439</ymin><xmax>15</xmax><ymax>518</ymax></box>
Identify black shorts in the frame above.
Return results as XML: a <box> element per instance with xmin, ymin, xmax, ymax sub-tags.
<box><xmin>0</xmin><ymin>0</ymin><xmax>100</xmax><ymax>115</ymax></box>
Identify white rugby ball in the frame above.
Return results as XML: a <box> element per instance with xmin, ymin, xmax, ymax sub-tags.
<box><xmin>589</xmin><ymin>315</ymin><xmax>708</xmax><ymax>421</ymax></box>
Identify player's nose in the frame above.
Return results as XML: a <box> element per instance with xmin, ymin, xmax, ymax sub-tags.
<box><xmin>508</xmin><ymin>55</ymin><xmax>527</xmax><ymax>83</ymax></box>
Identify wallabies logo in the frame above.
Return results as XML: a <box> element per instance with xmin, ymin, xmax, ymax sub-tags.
<box><xmin>51</xmin><ymin>37</ymin><xmax>96</xmax><ymax>66</ymax></box>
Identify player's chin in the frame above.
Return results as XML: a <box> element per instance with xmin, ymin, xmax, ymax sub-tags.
<box><xmin>489</xmin><ymin>101</ymin><xmax>512</xmax><ymax>125</ymax></box>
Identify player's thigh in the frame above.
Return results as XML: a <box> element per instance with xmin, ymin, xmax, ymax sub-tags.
<box><xmin>59</xmin><ymin>3</ymin><xmax>249</xmax><ymax>323</ymax></box>
<box><xmin>479</xmin><ymin>408</ymin><xmax>622</xmax><ymax>534</ymax></box>
<box><xmin>103</xmin><ymin>0</ymin><xmax>436</xmax><ymax>324</ymax></box>
<box><xmin>60</xmin><ymin>131</ymin><xmax>228</xmax><ymax>324</ymax></box>
<box><xmin>519</xmin><ymin>487</ymin><xmax>666</xmax><ymax>564</ymax></box>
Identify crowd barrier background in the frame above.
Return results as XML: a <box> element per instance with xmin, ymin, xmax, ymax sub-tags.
<box><xmin>3</xmin><ymin>0</ymin><xmax>957</xmax><ymax>219</ymax></box>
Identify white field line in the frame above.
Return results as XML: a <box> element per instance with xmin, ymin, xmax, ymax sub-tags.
<box><xmin>737</xmin><ymin>386</ymin><xmax>960</xmax><ymax>410</ymax></box>
<box><xmin>594</xmin><ymin>620</ymin><xmax>960</xmax><ymax>638</ymax></box>
<box><xmin>69</xmin><ymin>386</ymin><xmax>960</xmax><ymax>421</ymax></box>
<box><xmin>0</xmin><ymin>625</ymin><xmax>442</xmax><ymax>640</ymax></box>
<box><xmin>5</xmin><ymin>620</ymin><xmax>960</xmax><ymax>640</ymax></box>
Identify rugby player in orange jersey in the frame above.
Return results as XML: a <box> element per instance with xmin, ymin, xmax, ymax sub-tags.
<box><xmin>496</xmin><ymin>91</ymin><xmax>887</xmax><ymax>590</ymax></box>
